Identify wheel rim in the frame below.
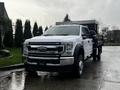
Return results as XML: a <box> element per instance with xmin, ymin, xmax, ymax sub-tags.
<box><xmin>78</xmin><ymin>55</ymin><xmax>84</xmax><ymax>75</ymax></box>
<box><xmin>79</xmin><ymin>61</ymin><xmax>83</xmax><ymax>74</ymax></box>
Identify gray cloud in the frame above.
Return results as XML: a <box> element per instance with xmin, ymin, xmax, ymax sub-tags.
<box><xmin>3</xmin><ymin>0</ymin><xmax>120</xmax><ymax>27</ymax></box>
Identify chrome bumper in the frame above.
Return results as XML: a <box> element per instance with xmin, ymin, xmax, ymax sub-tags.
<box><xmin>24</xmin><ymin>56</ymin><xmax>74</xmax><ymax>66</ymax></box>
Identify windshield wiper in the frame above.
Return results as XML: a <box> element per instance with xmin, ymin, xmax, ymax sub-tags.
<box><xmin>43</xmin><ymin>34</ymin><xmax>56</xmax><ymax>36</ymax></box>
<box><xmin>55</xmin><ymin>34</ymin><xmax>70</xmax><ymax>36</ymax></box>
<box><xmin>43</xmin><ymin>34</ymin><xmax>70</xmax><ymax>36</ymax></box>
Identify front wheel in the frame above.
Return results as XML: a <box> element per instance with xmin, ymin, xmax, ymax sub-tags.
<box><xmin>74</xmin><ymin>54</ymin><xmax>84</xmax><ymax>77</ymax></box>
<box><xmin>25</xmin><ymin>66</ymin><xmax>38</xmax><ymax>76</ymax></box>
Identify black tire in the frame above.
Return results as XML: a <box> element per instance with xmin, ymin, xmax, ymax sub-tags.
<box><xmin>93</xmin><ymin>48</ymin><xmax>97</xmax><ymax>61</ymax></box>
<box><xmin>73</xmin><ymin>54</ymin><xmax>84</xmax><ymax>77</ymax></box>
<box><xmin>25</xmin><ymin>68</ymin><xmax>38</xmax><ymax>76</ymax></box>
<box><xmin>93</xmin><ymin>47</ymin><xmax>102</xmax><ymax>61</ymax></box>
<box><xmin>97</xmin><ymin>53</ymin><xmax>101</xmax><ymax>61</ymax></box>
<box><xmin>97</xmin><ymin>46</ymin><xmax>102</xmax><ymax>61</ymax></box>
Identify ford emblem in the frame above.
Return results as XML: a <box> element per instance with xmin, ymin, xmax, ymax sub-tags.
<box><xmin>38</xmin><ymin>46</ymin><xmax>47</xmax><ymax>52</ymax></box>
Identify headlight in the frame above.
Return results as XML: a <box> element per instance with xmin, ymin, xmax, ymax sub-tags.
<box><xmin>23</xmin><ymin>42</ymin><xmax>29</xmax><ymax>56</ymax></box>
<box><xmin>61</xmin><ymin>42</ymin><xmax>73</xmax><ymax>56</ymax></box>
<box><xmin>66</xmin><ymin>42</ymin><xmax>73</xmax><ymax>50</ymax></box>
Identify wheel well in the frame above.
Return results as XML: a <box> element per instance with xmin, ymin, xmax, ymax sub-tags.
<box><xmin>78</xmin><ymin>48</ymin><xmax>84</xmax><ymax>61</ymax></box>
<box><xmin>79</xmin><ymin>48</ymin><xmax>84</xmax><ymax>58</ymax></box>
<box><xmin>74</xmin><ymin>45</ymin><xmax>84</xmax><ymax>61</ymax></box>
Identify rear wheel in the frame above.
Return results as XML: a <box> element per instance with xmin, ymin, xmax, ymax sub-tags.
<box><xmin>97</xmin><ymin>53</ymin><xmax>101</xmax><ymax>61</ymax></box>
<box><xmin>93</xmin><ymin>48</ymin><xmax>97</xmax><ymax>61</ymax></box>
<box><xmin>93</xmin><ymin>47</ymin><xmax>102</xmax><ymax>61</ymax></box>
<box><xmin>97</xmin><ymin>46</ymin><xmax>102</xmax><ymax>61</ymax></box>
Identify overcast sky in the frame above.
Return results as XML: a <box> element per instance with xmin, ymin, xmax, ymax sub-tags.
<box><xmin>0</xmin><ymin>0</ymin><xmax>120</xmax><ymax>28</ymax></box>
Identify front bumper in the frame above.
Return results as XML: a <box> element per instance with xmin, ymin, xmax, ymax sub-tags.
<box><xmin>24</xmin><ymin>56</ymin><xmax>75</xmax><ymax>72</ymax></box>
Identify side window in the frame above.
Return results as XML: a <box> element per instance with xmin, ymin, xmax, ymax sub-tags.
<box><xmin>82</xmin><ymin>27</ymin><xmax>90</xmax><ymax>38</ymax></box>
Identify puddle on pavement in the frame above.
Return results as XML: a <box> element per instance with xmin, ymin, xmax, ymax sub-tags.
<box><xmin>8</xmin><ymin>71</ymin><xmax>25</xmax><ymax>90</ymax></box>
<box><xmin>0</xmin><ymin>61</ymin><xmax>104</xmax><ymax>90</ymax></box>
<box><xmin>0</xmin><ymin>75</ymin><xmax>11</xmax><ymax>90</ymax></box>
<box><xmin>4</xmin><ymin>69</ymin><xmax>102</xmax><ymax>90</ymax></box>
<box><xmin>2</xmin><ymin>47</ymin><xmax>120</xmax><ymax>90</ymax></box>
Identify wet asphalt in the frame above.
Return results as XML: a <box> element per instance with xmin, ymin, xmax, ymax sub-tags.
<box><xmin>1</xmin><ymin>46</ymin><xmax>120</xmax><ymax>90</ymax></box>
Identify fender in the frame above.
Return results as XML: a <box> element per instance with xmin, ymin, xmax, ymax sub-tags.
<box><xmin>73</xmin><ymin>44</ymin><xmax>84</xmax><ymax>61</ymax></box>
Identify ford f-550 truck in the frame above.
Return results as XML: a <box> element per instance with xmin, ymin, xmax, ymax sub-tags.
<box><xmin>23</xmin><ymin>20</ymin><xmax>103</xmax><ymax>75</ymax></box>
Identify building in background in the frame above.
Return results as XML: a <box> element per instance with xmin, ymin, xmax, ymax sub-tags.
<box><xmin>112</xmin><ymin>30</ymin><xmax>120</xmax><ymax>43</ymax></box>
<box><xmin>106</xmin><ymin>30</ymin><xmax>120</xmax><ymax>43</ymax></box>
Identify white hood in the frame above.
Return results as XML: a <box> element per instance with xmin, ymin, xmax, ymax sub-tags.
<box><xmin>25</xmin><ymin>35</ymin><xmax>80</xmax><ymax>43</ymax></box>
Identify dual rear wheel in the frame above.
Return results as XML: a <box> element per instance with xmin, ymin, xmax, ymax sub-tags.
<box><xmin>93</xmin><ymin>47</ymin><xmax>102</xmax><ymax>61</ymax></box>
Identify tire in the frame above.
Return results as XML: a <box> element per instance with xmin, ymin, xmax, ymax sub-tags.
<box><xmin>25</xmin><ymin>67</ymin><xmax>38</xmax><ymax>76</ymax></box>
<box><xmin>97</xmin><ymin>46</ymin><xmax>102</xmax><ymax>61</ymax></box>
<box><xmin>74</xmin><ymin>54</ymin><xmax>84</xmax><ymax>77</ymax></box>
<box><xmin>97</xmin><ymin>53</ymin><xmax>101</xmax><ymax>61</ymax></box>
<box><xmin>93</xmin><ymin>48</ymin><xmax>97</xmax><ymax>61</ymax></box>
<box><xmin>93</xmin><ymin>47</ymin><xmax>102</xmax><ymax>61</ymax></box>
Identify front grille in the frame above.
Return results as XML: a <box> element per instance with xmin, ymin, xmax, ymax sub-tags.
<box><xmin>27</xmin><ymin>42</ymin><xmax>64</xmax><ymax>57</ymax></box>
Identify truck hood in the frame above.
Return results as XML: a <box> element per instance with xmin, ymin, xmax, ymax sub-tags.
<box><xmin>25</xmin><ymin>35</ymin><xmax>80</xmax><ymax>43</ymax></box>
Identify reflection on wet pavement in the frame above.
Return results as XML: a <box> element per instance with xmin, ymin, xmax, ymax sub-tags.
<box><xmin>1</xmin><ymin>46</ymin><xmax>120</xmax><ymax>90</ymax></box>
<box><xmin>0</xmin><ymin>75</ymin><xmax>11</xmax><ymax>90</ymax></box>
<box><xmin>24</xmin><ymin>72</ymin><xmax>102</xmax><ymax>90</ymax></box>
<box><xmin>9</xmin><ymin>71</ymin><xmax>25</xmax><ymax>90</ymax></box>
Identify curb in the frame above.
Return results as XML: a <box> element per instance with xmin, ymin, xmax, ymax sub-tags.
<box><xmin>0</xmin><ymin>63</ymin><xmax>24</xmax><ymax>71</ymax></box>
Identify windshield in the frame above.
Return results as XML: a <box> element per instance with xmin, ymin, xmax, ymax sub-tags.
<box><xmin>43</xmin><ymin>26</ymin><xmax>80</xmax><ymax>36</ymax></box>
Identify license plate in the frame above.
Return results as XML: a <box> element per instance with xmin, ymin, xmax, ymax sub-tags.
<box><xmin>39</xmin><ymin>63</ymin><xmax>45</xmax><ymax>66</ymax></box>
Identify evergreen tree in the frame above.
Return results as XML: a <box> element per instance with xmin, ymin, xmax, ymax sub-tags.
<box><xmin>0</xmin><ymin>30</ymin><xmax>2</xmax><ymax>49</ymax></box>
<box><xmin>38</xmin><ymin>26</ymin><xmax>43</xmax><ymax>35</ymax></box>
<box><xmin>44</xmin><ymin>26</ymin><xmax>48</xmax><ymax>31</ymax></box>
<box><xmin>3</xmin><ymin>20</ymin><xmax>13</xmax><ymax>47</ymax></box>
<box><xmin>15</xmin><ymin>19</ymin><xmax>23</xmax><ymax>47</ymax></box>
<box><xmin>0</xmin><ymin>17</ymin><xmax>10</xmax><ymax>48</ymax></box>
<box><xmin>33</xmin><ymin>22</ymin><xmax>39</xmax><ymax>36</ymax></box>
<box><xmin>24</xmin><ymin>20</ymin><xmax>32</xmax><ymax>40</ymax></box>
<box><xmin>63</xmin><ymin>14</ymin><xmax>71</xmax><ymax>22</ymax></box>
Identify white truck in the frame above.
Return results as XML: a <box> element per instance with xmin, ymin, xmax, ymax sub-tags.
<box><xmin>23</xmin><ymin>20</ymin><xmax>103</xmax><ymax>75</ymax></box>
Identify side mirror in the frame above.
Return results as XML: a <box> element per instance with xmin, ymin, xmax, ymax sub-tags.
<box><xmin>89</xmin><ymin>30</ymin><xmax>96</xmax><ymax>38</ymax></box>
<box><xmin>90</xmin><ymin>30</ymin><xmax>96</xmax><ymax>36</ymax></box>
